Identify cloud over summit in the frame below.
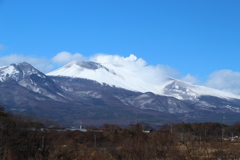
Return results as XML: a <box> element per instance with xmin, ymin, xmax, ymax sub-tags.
<box><xmin>52</xmin><ymin>51</ymin><xmax>85</xmax><ymax>65</ymax></box>
<box><xmin>90</xmin><ymin>54</ymin><xmax>178</xmax><ymax>85</ymax></box>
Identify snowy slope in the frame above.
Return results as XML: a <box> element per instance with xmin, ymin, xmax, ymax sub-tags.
<box><xmin>47</xmin><ymin>61</ymin><xmax>240</xmax><ymax>101</ymax></box>
<box><xmin>0</xmin><ymin>62</ymin><xmax>67</xmax><ymax>102</ymax></box>
<box><xmin>162</xmin><ymin>79</ymin><xmax>240</xmax><ymax>100</ymax></box>
<box><xmin>0</xmin><ymin>62</ymin><xmax>47</xmax><ymax>82</ymax></box>
<box><xmin>0</xmin><ymin>65</ymin><xmax>21</xmax><ymax>82</ymax></box>
<box><xmin>47</xmin><ymin>61</ymin><xmax>165</xmax><ymax>95</ymax></box>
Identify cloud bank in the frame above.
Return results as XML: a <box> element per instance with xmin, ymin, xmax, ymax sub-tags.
<box><xmin>0</xmin><ymin>52</ymin><xmax>240</xmax><ymax>95</ymax></box>
<box><xmin>205</xmin><ymin>70</ymin><xmax>240</xmax><ymax>95</ymax></box>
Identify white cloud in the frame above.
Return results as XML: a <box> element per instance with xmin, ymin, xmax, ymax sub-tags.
<box><xmin>0</xmin><ymin>54</ymin><xmax>53</xmax><ymax>73</ymax></box>
<box><xmin>0</xmin><ymin>44</ymin><xmax>7</xmax><ymax>50</ymax></box>
<box><xmin>205</xmin><ymin>70</ymin><xmax>240</xmax><ymax>95</ymax></box>
<box><xmin>90</xmin><ymin>54</ymin><xmax>147</xmax><ymax>71</ymax></box>
<box><xmin>90</xmin><ymin>54</ymin><xmax>179</xmax><ymax>85</ymax></box>
<box><xmin>52</xmin><ymin>51</ymin><xmax>85</xmax><ymax>65</ymax></box>
<box><xmin>181</xmin><ymin>74</ymin><xmax>199</xmax><ymax>84</ymax></box>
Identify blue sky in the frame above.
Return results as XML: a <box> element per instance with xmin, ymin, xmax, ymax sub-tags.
<box><xmin>0</xmin><ymin>0</ymin><xmax>240</xmax><ymax>94</ymax></box>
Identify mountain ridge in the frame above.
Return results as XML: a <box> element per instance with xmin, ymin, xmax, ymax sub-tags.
<box><xmin>47</xmin><ymin>61</ymin><xmax>240</xmax><ymax>100</ymax></box>
<box><xmin>0</xmin><ymin>61</ymin><xmax>240</xmax><ymax>126</ymax></box>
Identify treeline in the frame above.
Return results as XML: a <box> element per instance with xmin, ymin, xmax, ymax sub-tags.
<box><xmin>1</xmin><ymin>106</ymin><xmax>240</xmax><ymax>159</ymax></box>
<box><xmin>160</xmin><ymin>121</ymin><xmax>240</xmax><ymax>137</ymax></box>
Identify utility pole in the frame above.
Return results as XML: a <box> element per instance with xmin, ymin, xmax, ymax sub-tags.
<box><xmin>80</xmin><ymin>121</ymin><xmax>82</xmax><ymax>129</ymax></box>
<box><xmin>181</xmin><ymin>129</ymin><xmax>183</xmax><ymax>142</ymax></box>
<box><xmin>222</xmin><ymin>116</ymin><xmax>225</xmax><ymax>140</ymax></box>
<box><xmin>42</xmin><ymin>136</ymin><xmax>44</xmax><ymax>150</ymax></box>
<box><xmin>136</xmin><ymin>114</ymin><xmax>138</xmax><ymax>124</ymax></box>
<box><xmin>200</xmin><ymin>135</ymin><xmax>201</xmax><ymax>149</ymax></box>
<box><xmin>205</xmin><ymin>130</ymin><xmax>206</xmax><ymax>142</ymax></box>
<box><xmin>94</xmin><ymin>135</ymin><xmax>96</xmax><ymax>148</ymax></box>
<box><xmin>222</xmin><ymin>128</ymin><xmax>225</xmax><ymax>139</ymax></box>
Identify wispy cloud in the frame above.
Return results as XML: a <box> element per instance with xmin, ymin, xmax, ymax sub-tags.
<box><xmin>52</xmin><ymin>51</ymin><xmax>86</xmax><ymax>65</ymax></box>
<box><xmin>181</xmin><ymin>74</ymin><xmax>199</xmax><ymax>84</ymax></box>
<box><xmin>205</xmin><ymin>70</ymin><xmax>240</xmax><ymax>95</ymax></box>
<box><xmin>0</xmin><ymin>44</ymin><xmax>7</xmax><ymax>50</ymax></box>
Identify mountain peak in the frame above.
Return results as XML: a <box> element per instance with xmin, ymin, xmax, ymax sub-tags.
<box><xmin>47</xmin><ymin>61</ymin><xmax>117</xmax><ymax>78</ymax></box>
<box><xmin>66</xmin><ymin>61</ymin><xmax>102</xmax><ymax>70</ymax></box>
<box><xmin>162</xmin><ymin>79</ymin><xmax>240</xmax><ymax>100</ymax></box>
<box><xmin>47</xmin><ymin>61</ymin><xmax>166</xmax><ymax>94</ymax></box>
<box><xmin>14</xmin><ymin>61</ymin><xmax>31</xmax><ymax>66</ymax></box>
<box><xmin>0</xmin><ymin>62</ymin><xmax>46</xmax><ymax>82</ymax></box>
<box><xmin>47</xmin><ymin>61</ymin><xmax>240</xmax><ymax>100</ymax></box>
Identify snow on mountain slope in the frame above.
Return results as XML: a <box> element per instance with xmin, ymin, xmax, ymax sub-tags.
<box><xmin>116</xmin><ymin>92</ymin><xmax>193</xmax><ymax>113</ymax></box>
<box><xmin>0</xmin><ymin>65</ymin><xmax>20</xmax><ymax>82</ymax></box>
<box><xmin>0</xmin><ymin>62</ymin><xmax>46</xmax><ymax>82</ymax></box>
<box><xmin>47</xmin><ymin>61</ymin><xmax>240</xmax><ymax>101</ymax></box>
<box><xmin>0</xmin><ymin>62</ymin><xmax>47</xmax><ymax>84</ymax></box>
<box><xmin>47</xmin><ymin>61</ymin><xmax>165</xmax><ymax>95</ymax></box>
<box><xmin>0</xmin><ymin>62</ymin><xmax>67</xmax><ymax>102</ymax></box>
<box><xmin>162</xmin><ymin>79</ymin><xmax>240</xmax><ymax>100</ymax></box>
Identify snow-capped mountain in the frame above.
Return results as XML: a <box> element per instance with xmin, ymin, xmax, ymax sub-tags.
<box><xmin>1</xmin><ymin>61</ymin><xmax>240</xmax><ymax>126</ymax></box>
<box><xmin>47</xmin><ymin>61</ymin><xmax>167</xmax><ymax>95</ymax></box>
<box><xmin>47</xmin><ymin>61</ymin><xmax>240</xmax><ymax>115</ymax></box>
<box><xmin>162</xmin><ymin>79</ymin><xmax>240</xmax><ymax>100</ymax></box>
<box><xmin>47</xmin><ymin>61</ymin><xmax>240</xmax><ymax>101</ymax></box>
<box><xmin>0</xmin><ymin>62</ymin><xmax>67</xmax><ymax>102</ymax></box>
<box><xmin>161</xmin><ymin>79</ymin><xmax>240</xmax><ymax>113</ymax></box>
<box><xmin>0</xmin><ymin>62</ymin><xmax>194</xmax><ymax>126</ymax></box>
<box><xmin>0</xmin><ymin>62</ymin><xmax>43</xmax><ymax>82</ymax></box>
